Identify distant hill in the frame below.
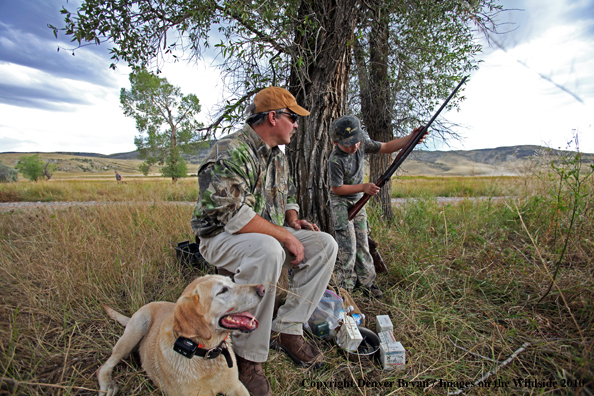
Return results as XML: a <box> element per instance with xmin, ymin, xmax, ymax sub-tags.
<box><xmin>2</xmin><ymin>145</ymin><xmax>592</xmax><ymax>177</ymax></box>
<box><xmin>400</xmin><ymin>145</ymin><xmax>594</xmax><ymax>176</ymax></box>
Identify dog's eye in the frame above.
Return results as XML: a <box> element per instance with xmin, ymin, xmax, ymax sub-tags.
<box><xmin>217</xmin><ymin>286</ymin><xmax>229</xmax><ymax>295</ymax></box>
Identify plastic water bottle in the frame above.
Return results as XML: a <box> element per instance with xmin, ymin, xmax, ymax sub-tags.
<box><xmin>351</xmin><ymin>313</ymin><xmax>365</xmax><ymax>326</ymax></box>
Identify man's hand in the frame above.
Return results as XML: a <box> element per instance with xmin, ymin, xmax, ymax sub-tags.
<box><xmin>237</xmin><ymin>214</ymin><xmax>306</xmax><ymax>265</ymax></box>
<box><xmin>362</xmin><ymin>183</ymin><xmax>380</xmax><ymax>196</ymax></box>
<box><xmin>289</xmin><ymin>219</ymin><xmax>320</xmax><ymax>232</ymax></box>
<box><xmin>283</xmin><ymin>233</ymin><xmax>305</xmax><ymax>265</ymax></box>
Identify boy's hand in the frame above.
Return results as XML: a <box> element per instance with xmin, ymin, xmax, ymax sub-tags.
<box><xmin>413</xmin><ymin>126</ymin><xmax>429</xmax><ymax>143</ymax></box>
<box><xmin>363</xmin><ymin>183</ymin><xmax>380</xmax><ymax>196</ymax></box>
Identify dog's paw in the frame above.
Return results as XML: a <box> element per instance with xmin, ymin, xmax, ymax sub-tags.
<box><xmin>99</xmin><ymin>381</ymin><xmax>119</xmax><ymax>396</ymax></box>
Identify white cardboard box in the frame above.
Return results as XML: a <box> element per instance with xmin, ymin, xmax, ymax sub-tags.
<box><xmin>336</xmin><ymin>316</ymin><xmax>363</xmax><ymax>352</ymax></box>
<box><xmin>376</xmin><ymin>315</ymin><xmax>393</xmax><ymax>333</ymax></box>
<box><xmin>378</xmin><ymin>331</ymin><xmax>405</xmax><ymax>370</ymax></box>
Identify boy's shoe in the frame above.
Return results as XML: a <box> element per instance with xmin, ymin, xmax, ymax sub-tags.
<box><xmin>270</xmin><ymin>332</ymin><xmax>325</xmax><ymax>369</ymax></box>
<box><xmin>360</xmin><ymin>283</ymin><xmax>384</xmax><ymax>299</ymax></box>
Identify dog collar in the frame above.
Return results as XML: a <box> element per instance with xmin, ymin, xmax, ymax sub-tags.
<box><xmin>173</xmin><ymin>333</ymin><xmax>233</xmax><ymax>368</ymax></box>
<box><xmin>194</xmin><ymin>340</ymin><xmax>234</xmax><ymax>368</ymax></box>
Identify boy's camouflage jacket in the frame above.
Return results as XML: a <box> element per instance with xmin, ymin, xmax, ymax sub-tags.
<box><xmin>191</xmin><ymin>125</ymin><xmax>299</xmax><ymax>237</ymax></box>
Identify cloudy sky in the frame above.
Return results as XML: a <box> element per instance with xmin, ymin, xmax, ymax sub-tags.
<box><xmin>0</xmin><ymin>0</ymin><xmax>593</xmax><ymax>155</ymax></box>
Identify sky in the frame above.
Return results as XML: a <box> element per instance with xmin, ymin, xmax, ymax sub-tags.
<box><xmin>0</xmin><ymin>0</ymin><xmax>593</xmax><ymax>155</ymax></box>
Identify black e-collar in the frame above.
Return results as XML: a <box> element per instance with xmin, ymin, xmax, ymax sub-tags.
<box><xmin>173</xmin><ymin>335</ymin><xmax>234</xmax><ymax>368</ymax></box>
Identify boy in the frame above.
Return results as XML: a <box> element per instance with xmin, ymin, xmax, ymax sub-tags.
<box><xmin>328</xmin><ymin>115</ymin><xmax>425</xmax><ymax>298</ymax></box>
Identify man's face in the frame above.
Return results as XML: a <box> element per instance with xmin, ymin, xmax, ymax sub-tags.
<box><xmin>336</xmin><ymin>141</ymin><xmax>360</xmax><ymax>154</ymax></box>
<box><xmin>273</xmin><ymin>111</ymin><xmax>299</xmax><ymax>146</ymax></box>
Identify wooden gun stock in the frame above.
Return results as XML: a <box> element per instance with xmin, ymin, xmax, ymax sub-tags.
<box><xmin>347</xmin><ymin>76</ymin><xmax>468</xmax><ymax>221</ymax></box>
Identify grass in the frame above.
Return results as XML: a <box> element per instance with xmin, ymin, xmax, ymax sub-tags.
<box><xmin>1</xmin><ymin>172</ymin><xmax>593</xmax><ymax>395</ymax></box>
<box><xmin>390</xmin><ymin>176</ymin><xmax>521</xmax><ymax>198</ymax></box>
<box><xmin>1</xmin><ymin>176</ymin><xmax>520</xmax><ymax>204</ymax></box>
<box><xmin>0</xmin><ymin>177</ymin><xmax>199</xmax><ymax>203</ymax></box>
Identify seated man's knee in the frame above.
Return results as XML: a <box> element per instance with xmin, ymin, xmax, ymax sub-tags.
<box><xmin>256</xmin><ymin>237</ymin><xmax>286</xmax><ymax>261</ymax></box>
<box><xmin>319</xmin><ymin>231</ymin><xmax>339</xmax><ymax>255</ymax></box>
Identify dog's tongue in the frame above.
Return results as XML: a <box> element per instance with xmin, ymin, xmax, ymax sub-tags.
<box><xmin>221</xmin><ymin>312</ymin><xmax>259</xmax><ymax>332</ymax></box>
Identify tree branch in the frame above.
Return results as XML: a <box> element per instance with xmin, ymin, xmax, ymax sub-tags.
<box><xmin>447</xmin><ymin>342</ymin><xmax>530</xmax><ymax>395</ymax></box>
<box><xmin>196</xmin><ymin>88</ymin><xmax>260</xmax><ymax>134</ymax></box>
<box><xmin>213</xmin><ymin>4</ymin><xmax>288</xmax><ymax>54</ymax></box>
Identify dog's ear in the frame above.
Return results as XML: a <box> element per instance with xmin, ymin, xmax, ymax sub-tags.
<box><xmin>173</xmin><ymin>295</ymin><xmax>213</xmax><ymax>341</ymax></box>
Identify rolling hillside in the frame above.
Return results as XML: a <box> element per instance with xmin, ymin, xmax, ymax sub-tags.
<box><xmin>1</xmin><ymin>145</ymin><xmax>592</xmax><ymax>178</ymax></box>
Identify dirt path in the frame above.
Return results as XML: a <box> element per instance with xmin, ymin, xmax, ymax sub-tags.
<box><xmin>0</xmin><ymin>197</ymin><xmax>514</xmax><ymax>212</ymax></box>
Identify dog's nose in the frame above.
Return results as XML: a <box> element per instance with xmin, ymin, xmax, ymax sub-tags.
<box><xmin>256</xmin><ymin>285</ymin><xmax>265</xmax><ymax>297</ymax></box>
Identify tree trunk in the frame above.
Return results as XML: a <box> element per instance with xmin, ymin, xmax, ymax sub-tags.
<box><xmin>171</xmin><ymin>126</ymin><xmax>178</xmax><ymax>183</ymax></box>
<box><xmin>355</xmin><ymin>8</ymin><xmax>394</xmax><ymax>219</ymax></box>
<box><xmin>287</xmin><ymin>0</ymin><xmax>361</xmax><ymax>233</ymax></box>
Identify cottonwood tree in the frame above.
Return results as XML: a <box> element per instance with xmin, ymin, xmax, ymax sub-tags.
<box><xmin>121</xmin><ymin>69</ymin><xmax>203</xmax><ymax>182</ymax></box>
<box><xmin>15</xmin><ymin>155</ymin><xmax>56</xmax><ymax>182</ymax></box>
<box><xmin>54</xmin><ymin>0</ymin><xmax>500</xmax><ymax>230</ymax></box>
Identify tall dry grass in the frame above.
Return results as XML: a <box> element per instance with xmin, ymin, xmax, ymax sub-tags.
<box><xmin>0</xmin><ymin>178</ymin><xmax>198</xmax><ymax>203</ymax></box>
<box><xmin>1</xmin><ymin>168</ymin><xmax>592</xmax><ymax>395</ymax></box>
<box><xmin>390</xmin><ymin>176</ymin><xmax>521</xmax><ymax>198</ymax></box>
<box><xmin>0</xmin><ymin>203</ymin><xmax>198</xmax><ymax>395</ymax></box>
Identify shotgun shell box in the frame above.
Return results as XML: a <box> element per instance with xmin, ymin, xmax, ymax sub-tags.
<box><xmin>310</xmin><ymin>320</ymin><xmax>330</xmax><ymax>338</ymax></box>
<box><xmin>378</xmin><ymin>331</ymin><xmax>405</xmax><ymax>370</ymax></box>
<box><xmin>376</xmin><ymin>315</ymin><xmax>393</xmax><ymax>333</ymax></box>
<box><xmin>336</xmin><ymin>316</ymin><xmax>363</xmax><ymax>352</ymax></box>
<box><xmin>378</xmin><ymin>330</ymin><xmax>396</xmax><ymax>345</ymax></box>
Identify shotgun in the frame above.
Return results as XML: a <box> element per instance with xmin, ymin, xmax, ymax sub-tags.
<box><xmin>348</xmin><ymin>76</ymin><xmax>468</xmax><ymax>221</ymax></box>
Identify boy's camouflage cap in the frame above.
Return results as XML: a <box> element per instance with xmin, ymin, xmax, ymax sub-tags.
<box><xmin>330</xmin><ymin>115</ymin><xmax>364</xmax><ymax>146</ymax></box>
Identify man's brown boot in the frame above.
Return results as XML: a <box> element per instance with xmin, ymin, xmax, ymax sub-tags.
<box><xmin>236</xmin><ymin>356</ymin><xmax>272</xmax><ymax>396</ymax></box>
<box><xmin>270</xmin><ymin>332</ymin><xmax>325</xmax><ymax>369</ymax></box>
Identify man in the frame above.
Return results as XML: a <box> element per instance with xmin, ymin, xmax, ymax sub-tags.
<box><xmin>114</xmin><ymin>170</ymin><xmax>123</xmax><ymax>183</ymax></box>
<box><xmin>191</xmin><ymin>87</ymin><xmax>337</xmax><ymax>396</ymax></box>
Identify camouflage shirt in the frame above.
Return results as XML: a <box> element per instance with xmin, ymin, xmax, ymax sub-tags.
<box><xmin>328</xmin><ymin>134</ymin><xmax>381</xmax><ymax>201</ymax></box>
<box><xmin>191</xmin><ymin>124</ymin><xmax>299</xmax><ymax>237</ymax></box>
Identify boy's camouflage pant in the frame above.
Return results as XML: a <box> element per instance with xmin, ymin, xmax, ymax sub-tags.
<box><xmin>330</xmin><ymin>196</ymin><xmax>376</xmax><ymax>291</ymax></box>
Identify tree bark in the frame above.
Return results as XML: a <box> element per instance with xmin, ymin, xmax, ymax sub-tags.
<box><xmin>287</xmin><ymin>0</ymin><xmax>361</xmax><ymax>233</ymax></box>
<box><xmin>354</xmin><ymin>8</ymin><xmax>394</xmax><ymax>219</ymax></box>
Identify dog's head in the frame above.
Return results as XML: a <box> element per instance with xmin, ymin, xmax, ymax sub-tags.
<box><xmin>172</xmin><ymin>275</ymin><xmax>265</xmax><ymax>341</ymax></box>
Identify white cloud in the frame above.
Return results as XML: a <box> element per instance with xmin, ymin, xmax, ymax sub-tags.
<box><xmin>435</xmin><ymin>0</ymin><xmax>594</xmax><ymax>154</ymax></box>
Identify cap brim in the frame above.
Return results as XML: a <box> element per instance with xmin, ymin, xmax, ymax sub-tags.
<box><xmin>338</xmin><ymin>130</ymin><xmax>364</xmax><ymax>146</ymax></box>
<box><xmin>288</xmin><ymin>104</ymin><xmax>310</xmax><ymax>116</ymax></box>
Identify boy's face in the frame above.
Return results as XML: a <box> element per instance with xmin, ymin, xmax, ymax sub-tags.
<box><xmin>335</xmin><ymin>141</ymin><xmax>361</xmax><ymax>154</ymax></box>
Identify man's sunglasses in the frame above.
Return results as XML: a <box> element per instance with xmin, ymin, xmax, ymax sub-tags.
<box><xmin>276</xmin><ymin>111</ymin><xmax>299</xmax><ymax>123</ymax></box>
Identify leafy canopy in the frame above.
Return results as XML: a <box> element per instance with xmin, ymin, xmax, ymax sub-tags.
<box><xmin>120</xmin><ymin>68</ymin><xmax>203</xmax><ymax>180</ymax></box>
<box><xmin>15</xmin><ymin>155</ymin><xmax>56</xmax><ymax>182</ymax></box>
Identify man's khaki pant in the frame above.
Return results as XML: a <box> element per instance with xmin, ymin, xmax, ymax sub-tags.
<box><xmin>199</xmin><ymin>228</ymin><xmax>337</xmax><ymax>363</ymax></box>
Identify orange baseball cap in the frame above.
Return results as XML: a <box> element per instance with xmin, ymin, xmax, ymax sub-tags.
<box><xmin>253</xmin><ymin>87</ymin><xmax>310</xmax><ymax>116</ymax></box>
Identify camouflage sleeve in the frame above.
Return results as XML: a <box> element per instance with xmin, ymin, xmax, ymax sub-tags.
<box><xmin>197</xmin><ymin>159</ymin><xmax>257</xmax><ymax>234</ymax></box>
<box><xmin>363</xmin><ymin>138</ymin><xmax>382</xmax><ymax>154</ymax></box>
<box><xmin>328</xmin><ymin>156</ymin><xmax>345</xmax><ymax>188</ymax></box>
<box><xmin>286</xmin><ymin>176</ymin><xmax>300</xmax><ymax>213</ymax></box>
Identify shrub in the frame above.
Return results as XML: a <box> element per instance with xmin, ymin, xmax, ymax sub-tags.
<box><xmin>0</xmin><ymin>161</ymin><xmax>18</xmax><ymax>182</ymax></box>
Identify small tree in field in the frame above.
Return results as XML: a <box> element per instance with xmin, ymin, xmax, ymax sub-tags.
<box><xmin>15</xmin><ymin>155</ymin><xmax>43</xmax><ymax>182</ymax></box>
<box><xmin>15</xmin><ymin>155</ymin><xmax>57</xmax><ymax>182</ymax></box>
<box><xmin>121</xmin><ymin>68</ymin><xmax>203</xmax><ymax>182</ymax></box>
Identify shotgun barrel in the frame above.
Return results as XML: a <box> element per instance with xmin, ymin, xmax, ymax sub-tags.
<box><xmin>347</xmin><ymin>76</ymin><xmax>468</xmax><ymax>221</ymax></box>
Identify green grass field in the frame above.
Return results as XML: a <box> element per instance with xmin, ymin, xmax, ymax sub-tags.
<box><xmin>1</xmin><ymin>169</ymin><xmax>592</xmax><ymax>395</ymax></box>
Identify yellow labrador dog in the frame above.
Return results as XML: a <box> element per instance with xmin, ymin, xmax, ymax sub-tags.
<box><xmin>98</xmin><ymin>275</ymin><xmax>264</xmax><ymax>396</ymax></box>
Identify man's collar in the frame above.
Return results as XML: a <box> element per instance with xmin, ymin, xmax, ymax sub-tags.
<box><xmin>243</xmin><ymin>124</ymin><xmax>279</xmax><ymax>159</ymax></box>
